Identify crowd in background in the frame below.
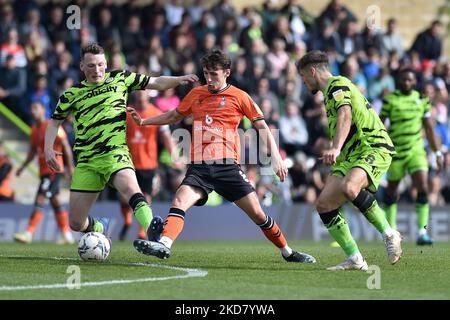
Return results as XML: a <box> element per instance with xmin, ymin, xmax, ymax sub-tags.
<box><xmin>0</xmin><ymin>0</ymin><xmax>449</xmax><ymax>206</ymax></box>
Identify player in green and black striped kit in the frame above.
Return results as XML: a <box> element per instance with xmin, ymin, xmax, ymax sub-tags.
<box><xmin>297</xmin><ymin>51</ymin><xmax>402</xmax><ymax>270</ymax></box>
<box><xmin>381</xmin><ymin>68</ymin><xmax>444</xmax><ymax>245</ymax></box>
<box><xmin>44</xmin><ymin>43</ymin><xmax>198</xmax><ymax>241</ymax></box>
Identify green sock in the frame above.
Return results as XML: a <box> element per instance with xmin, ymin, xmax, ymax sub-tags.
<box><xmin>384</xmin><ymin>203</ymin><xmax>397</xmax><ymax>230</ymax></box>
<box><xmin>416</xmin><ymin>203</ymin><xmax>429</xmax><ymax>230</ymax></box>
<box><xmin>325</xmin><ymin>212</ymin><xmax>359</xmax><ymax>257</ymax></box>
<box><xmin>134</xmin><ymin>202</ymin><xmax>153</xmax><ymax>231</ymax></box>
<box><xmin>93</xmin><ymin>220</ymin><xmax>104</xmax><ymax>233</ymax></box>
<box><xmin>364</xmin><ymin>200</ymin><xmax>391</xmax><ymax>234</ymax></box>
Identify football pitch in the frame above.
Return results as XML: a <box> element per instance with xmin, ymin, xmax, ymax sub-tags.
<box><xmin>0</xmin><ymin>240</ymin><xmax>449</xmax><ymax>300</ymax></box>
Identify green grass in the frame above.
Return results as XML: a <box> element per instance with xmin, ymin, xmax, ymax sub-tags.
<box><xmin>0</xmin><ymin>240</ymin><xmax>449</xmax><ymax>299</ymax></box>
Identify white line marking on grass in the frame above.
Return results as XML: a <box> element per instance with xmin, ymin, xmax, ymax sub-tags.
<box><xmin>0</xmin><ymin>256</ymin><xmax>208</xmax><ymax>291</ymax></box>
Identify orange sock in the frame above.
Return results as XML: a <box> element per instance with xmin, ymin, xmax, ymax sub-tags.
<box><xmin>27</xmin><ymin>209</ymin><xmax>44</xmax><ymax>234</ymax></box>
<box><xmin>259</xmin><ymin>216</ymin><xmax>287</xmax><ymax>248</ymax></box>
<box><xmin>121</xmin><ymin>205</ymin><xmax>133</xmax><ymax>226</ymax></box>
<box><xmin>54</xmin><ymin>210</ymin><xmax>70</xmax><ymax>233</ymax></box>
<box><xmin>138</xmin><ymin>226</ymin><xmax>146</xmax><ymax>239</ymax></box>
<box><xmin>161</xmin><ymin>208</ymin><xmax>185</xmax><ymax>242</ymax></box>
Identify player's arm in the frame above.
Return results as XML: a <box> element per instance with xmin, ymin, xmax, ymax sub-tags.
<box><xmin>127</xmin><ymin>108</ymin><xmax>184</xmax><ymax>126</ymax></box>
<box><xmin>253</xmin><ymin>119</ymin><xmax>288</xmax><ymax>182</ymax></box>
<box><xmin>61</xmin><ymin>134</ymin><xmax>74</xmax><ymax>177</ymax></box>
<box><xmin>322</xmin><ymin>105</ymin><xmax>352</xmax><ymax>165</ymax></box>
<box><xmin>145</xmin><ymin>74</ymin><xmax>198</xmax><ymax>91</ymax></box>
<box><xmin>423</xmin><ymin>116</ymin><xmax>444</xmax><ymax>172</ymax></box>
<box><xmin>44</xmin><ymin>119</ymin><xmax>64</xmax><ymax>172</ymax></box>
<box><xmin>16</xmin><ymin>143</ymin><xmax>37</xmax><ymax>177</ymax></box>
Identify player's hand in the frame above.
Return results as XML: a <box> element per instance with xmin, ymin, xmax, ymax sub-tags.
<box><xmin>178</xmin><ymin>74</ymin><xmax>199</xmax><ymax>85</ymax></box>
<box><xmin>127</xmin><ymin>107</ymin><xmax>142</xmax><ymax>125</ymax></box>
<box><xmin>273</xmin><ymin>157</ymin><xmax>288</xmax><ymax>182</ymax></box>
<box><xmin>45</xmin><ymin>148</ymin><xmax>62</xmax><ymax>172</ymax></box>
<box><xmin>319</xmin><ymin>148</ymin><xmax>340</xmax><ymax>165</ymax></box>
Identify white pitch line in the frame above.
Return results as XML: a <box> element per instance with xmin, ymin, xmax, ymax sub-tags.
<box><xmin>0</xmin><ymin>255</ymin><xmax>208</xmax><ymax>291</ymax></box>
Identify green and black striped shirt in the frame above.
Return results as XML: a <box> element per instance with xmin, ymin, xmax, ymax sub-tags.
<box><xmin>52</xmin><ymin>70</ymin><xmax>150</xmax><ymax>163</ymax></box>
<box><xmin>324</xmin><ymin>76</ymin><xmax>395</xmax><ymax>161</ymax></box>
<box><xmin>381</xmin><ymin>89</ymin><xmax>431</xmax><ymax>160</ymax></box>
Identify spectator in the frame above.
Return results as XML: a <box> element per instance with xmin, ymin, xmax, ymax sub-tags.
<box><xmin>187</xmin><ymin>0</ymin><xmax>206</xmax><ymax>25</ymax></box>
<box><xmin>49</xmin><ymin>51</ymin><xmax>79</xmax><ymax>95</ymax></box>
<box><xmin>411</xmin><ymin>20</ymin><xmax>443</xmax><ymax>62</ymax></box>
<box><xmin>96</xmin><ymin>7</ymin><xmax>121</xmax><ymax>48</ymax></box>
<box><xmin>23</xmin><ymin>30</ymin><xmax>45</xmax><ymax>64</ymax></box>
<box><xmin>318</xmin><ymin>0</ymin><xmax>357</xmax><ymax>31</ymax></box>
<box><xmin>342</xmin><ymin>55</ymin><xmax>367</xmax><ymax>94</ymax></box>
<box><xmin>0</xmin><ymin>4</ymin><xmax>17</xmax><ymax>44</ymax></box>
<box><xmin>265</xmin><ymin>38</ymin><xmax>290</xmax><ymax>93</ymax></box>
<box><xmin>165</xmin><ymin>0</ymin><xmax>185</xmax><ymax>27</ymax></box>
<box><xmin>279</xmin><ymin>101</ymin><xmax>309</xmax><ymax>156</ymax></box>
<box><xmin>194</xmin><ymin>11</ymin><xmax>218</xmax><ymax>47</ymax></box>
<box><xmin>155</xmin><ymin>88</ymin><xmax>180</xmax><ymax>113</ymax></box>
<box><xmin>252</xmin><ymin>78</ymin><xmax>280</xmax><ymax>114</ymax></box>
<box><xmin>0</xmin><ymin>54</ymin><xmax>26</xmax><ymax>117</ymax></box>
<box><xmin>0</xmin><ymin>28</ymin><xmax>27</xmax><ymax>68</ymax></box>
<box><xmin>19</xmin><ymin>8</ymin><xmax>49</xmax><ymax>51</ymax></box>
<box><xmin>146</xmin><ymin>35</ymin><xmax>165</xmax><ymax>76</ymax></box>
<box><xmin>339</xmin><ymin>20</ymin><xmax>363</xmax><ymax>58</ymax></box>
<box><xmin>26</xmin><ymin>74</ymin><xmax>52</xmax><ymax>120</ymax></box>
<box><xmin>239</xmin><ymin>11</ymin><xmax>263</xmax><ymax>53</ymax></box>
<box><xmin>381</xmin><ymin>18</ymin><xmax>404</xmax><ymax>58</ymax></box>
<box><xmin>45</xmin><ymin>5</ymin><xmax>71</xmax><ymax>45</ymax></box>
<box><xmin>211</xmin><ymin>0</ymin><xmax>236</xmax><ymax>27</ymax></box>
<box><xmin>121</xmin><ymin>15</ymin><xmax>147</xmax><ymax>66</ymax></box>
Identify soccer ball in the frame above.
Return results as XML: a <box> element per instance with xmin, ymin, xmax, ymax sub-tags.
<box><xmin>78</xmin><ymin>232</ymin><xmax>111</xmax><ymax>261</ymax></box>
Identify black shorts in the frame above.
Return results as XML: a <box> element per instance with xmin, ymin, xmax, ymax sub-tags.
<box><xmin>136</xmin><ymin>169</ymin><xmax>155</xmax><ymax>195</ymax></box>
<box><xmin>37</xmin><ymin>173</ymin><xmax>62</xmax><ymax>198</ymax></box>
<box><xmin>181</xmin><ymin>163</ymin><xmax>255</xmax><ymax>206</ymax></box>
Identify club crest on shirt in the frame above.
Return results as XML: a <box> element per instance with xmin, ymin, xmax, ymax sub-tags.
<box><xmin>332</xmin><ymin>89</ymin><xmax>344</xmax><ymax>101</ymax></box>
<box><xmin>105</xmin><ymin>77</ymin><xmax>114</xmax><ymax>84</ymax></box>
<box><xmin>205</xmin><ymin>114</ymin><xmax>213</xmax><ymax>125</ymax></box>
<box><xmin>219</xmin><ymin>96</ymin><xmax>226</xmax><ymax>108</ymax></box>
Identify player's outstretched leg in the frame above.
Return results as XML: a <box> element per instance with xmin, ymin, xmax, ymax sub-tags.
<box><xmin>353</xmin><ymin>190</ymin><xmax>402</xmax><ymax>264</ymax></box>
<box><xmin>320</xmin><ymin>208</ymin><xmax>368</xmax><ymax>271</ymax></box>
<box><xmin>258</xmin><ymin>215</ymin><xmax>316</xmax><ymax>263</ymax></box>
<box><xmin>129</xmin><ymin>193</ymin><xmax>153</xmax><ymax>233</ymax></box>
<box><xmin>134</xmin><ymin>207</ymin><xmax>184</xmax><ymax>259</ymax></box>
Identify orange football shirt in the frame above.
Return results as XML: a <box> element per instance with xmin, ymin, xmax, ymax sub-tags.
<box><xmin>126</xmin><ymin>104</ymin><xmax>162</xmax><ymax>170</ymax></box>
<box><xmin>31</xmin><ymin>120</ymin><xmax>65</xmax><ymax>176</ymax></box>
<box><xmin>177</xmin><ymin>84</ymin><xmax>264</xmax><ymax>163</ymax></box>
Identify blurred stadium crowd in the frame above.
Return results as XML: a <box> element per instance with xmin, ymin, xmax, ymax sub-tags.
<box><xmin>0</xmin><ymin>0</ymin><xmax>449</xmax><ymax>206</ymax></box>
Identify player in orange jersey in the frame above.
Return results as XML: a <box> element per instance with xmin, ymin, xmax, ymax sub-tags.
<box><xmin>0</xmin><ymin>142</ymin><xmax>14</xmax><ymax>202</ymax></box>
<box><xmin>14</xmin><ymin>101</ymin><xmax>75</xmax><ymax>244</ymax></box>
<box><xmin>118</xmin><ymin>90</ymin><xmax>176</xmax><ymax>240</ymax></box>
<box><xmin>129</xmin><ymin>49</ymin><xmax>316</xmax><ymax>263</ymax></box>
